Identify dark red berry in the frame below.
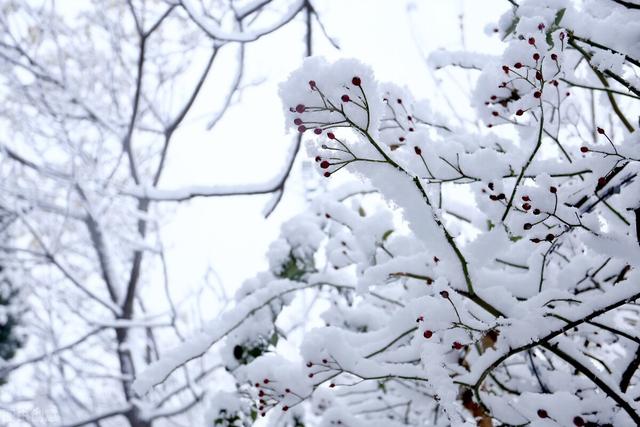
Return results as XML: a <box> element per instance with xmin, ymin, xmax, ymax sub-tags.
<box><xmin>295</xmin><ymin>104</ymin><xmax>305</xmax><ymax>113</ymax></box>
<box><xmin>533</xmin><ymin>53</ymin><xmax>540</xmax><ymax>61</ymax></box>
<box><xmin>528</xmin><ymin>37</ymin><xmax>536</xmax><ymax>45</ymax></box>
<box><xmin>263</xmin><ymin>379</ymin><xmax>269</xmax><ymax>384</ymax></box>
<box><xmin>537</xmin><ymin>409</ymin><xmax>548</xmax><ymax>418</ymax></box>
<box><xmin>545</xmin><ymin>234</ymin><xmax>554</xmax><ymax>242</ymax></box>
<box><xmin>423</xmin><ymin>330</ymin><xmax>433</xmax><ymax>339</ymax></box>
<box><xmin>531</xmin><ymin>238</ymin><xmax>541</xmax><ymax>243</ymax></box>
<box><xmin>417</xmin><ymin>316</ymin><xmax>424</xmax><ymax>322</ymax></box>
<box><xmin>549</xmin><ymin>186</ymin><xmax>557</xmax><ymax>193</ymax></box>
<box><xmin>490</xmin><ymin>95</ymin><xmax>497</xmax><ymax>100</ymax></box>
<box><xmin>551</xmin><ymin>53</ymin><xmax>558</xmax><ymax>61</ymax></box>
<box><xmin>440</xmin><ymin>290</ymin><xmax>449</xmax><ymax>298</ymax></box>
<box><xmin>536</xmin><ymin>71</ymin><xmax>543</xmax><ymax>81</ymax></box>
<box><xmin>329</xmin><ymin>383</ymin><xmax>336</xmax><ymax>388</ymax></box>
<box><xmin>308</xmin><ymin>373</ymin><xmax>314</xmax><ymax>378</ymax></box>
<box><xmin>294</xmin><ymin>118</ymin><xmax>302</xmax><ymax>125</ymax></box>
<box><xmin>534</xmin><ymin>91</ymin><xmax>542</xmax><ymax>98</ymax></box>
<box><xmin>573</xmin><ymin>416</ymin><xmax>585</xmax><ymax>426</ymax></box>
<box><xmin>524</xmin><ymin>223</ymin><xmax>532</xmax><ymax>230</ymax></box>
<box><xmin>598</xmin><ymin>177</ymin><xmax>607</xmax><ymax>187</ymax></box>
<box><xmin>306</xmin><ymin>362</ymin><xmax>312</xmax><ymax>367</ymax></box>
<box><xmin>502</xmin><ymin>65</ymin><xmax>510</xmax><ymax>74</ymax></box>
<box><xmin>399</xmin><ymin>136</ymin><xmax>405</xmax><ymax>142</ymax></box>
<box><xmin>452</xmin><ymin>342</ymin><xmax>463</xmax><ymax>350</ymax></box>
<box><xmin>320</xmin><ymin>161</ymin><xmax>330</xmax><ymax>169</ymax></box>
<box><xmin>489</xmin><ymin>194</ymin><xmax>498</xmax><ymax>201</ymax></box>
<box><xmin>352</xmin><ymin>76</ymin><xmax>361</xmax><ymax>86</ymax></box>
<box><xmin>285</xmin><ymin>388</ymin><xmax>290</xmax><ymax>393</ymax></box>
<box><xmin>322</xmin><ymin>359</ymin><xmax>328</xmax><ymax>364</ymax></box>
<box><xmin>414</xmin><ymin>146</ymin><xmax>422</xmax><ymax>155</ymax></box>
<box><xmin>309</xmin><ymin>80</ymin><xmax>316</xmax><ymax>88</ymax></box>
<box><xmin>523</xmin><ymin>203</ymin><xmax>531</xmax><ymax>210</ymax></box>
<box><xmin>538</xmin><ymin>23</ymin><xmax>545</xmax><ymax>30</ymax></box>
<box><xmin>298</xmin><ymin>125</ymin><xmax>306</xmax><ymax>133</ymax></box>
<box><xmin>522</xmin><ymin>195</ymin><xmax>530</xmax><ymax>201</ymax></box>
<box><xmin>327</xmin><ymin>132</ymin><xmax>335</xmax><ymax>139</ymax></box>
<box><xmin>259</xmin><ymin>390</ymin><xmax>265</xmax><ymax>397</ymax></box>
<box><xmin>324</xmin><ymin>172</ymin><xmax>331</xmax><ymax>177</ymax></box>
<box><xmin>533</xmin><ymin>208</ymin><xmax>541</xmax><ymax>215</ymax></box>
<box><xmin>492</xmin><ymin>111</ymin><xmax>499</xmax><ymax>117</ymax></box>
<box><xmin>314</xmin><ymin>128</ymin><xmax>322</xmax><ymax>135</ymax></box>
<box><xmin>314</xmin><ymin>156</ymin><xmax>321</xmax><ymax>162</ymax></box>
<box><xmin>397</xmin><ymin>98</ymin><xmax>402</xmax><ymax>104</ymax></box>
<box><xmin>341</xmin><ymin>94</ymin><xmax>350</xmax><ymax>102</ymax></box>
<box><xmin>597</xmin><ymin>127</ymin><xmax>605</xmax><ymax>134</ymax></box>
<box><xmin>514</xmin><ymin>62</ymin><xmax>523</xmax><ymax>69</ymax></box>
<box><xmin>409</xmin><ymin>127</ymin><xmax>414</xmax><ymax>132</ymax></box>
<box><xmin>496</xmin><ymin>193</ymin><xmax>506</xmax><ymax>200</ymax></box>
<box><xmin>283</xmin><ymin>406</ymin><xmax>289</xmax><ymax>411</ymax></box>
<box><xmin>516</xmin><ymin>109</ymin><xmax>524</xmax><ymax>116</ymax></box>
<box><xmin>580</xmin><ymin>146</ymin><xmax>589</xmax><ymax>153</ymax></box>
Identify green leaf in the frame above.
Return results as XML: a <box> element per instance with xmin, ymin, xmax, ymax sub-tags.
<box><xmin>502</xmin><ymin>15</ymin><xmax>520</xmax><ymax>40</ymax></box>
<box><xmin>487</xmin><ymin>220</ymin><xmax>495</xmax><ymax>231</ymax></box>
<box><xmin>250</xmin><ymin>409</ymin><xmax>257</xmax><ymax>421</ymax></box>
<box><xmin>554</xmin><ymin>8</ymin><xmax>566</xmax><ymax>26</ymax></box>
<box><xmin>382</xmin><ymin>230</ymin><xmax>393</xmax><ymax>241</ymax></box>
<box><xmin>270</xmin><ymin>332</ymin><xmax>279</xmax><ymax>346</ymax></box>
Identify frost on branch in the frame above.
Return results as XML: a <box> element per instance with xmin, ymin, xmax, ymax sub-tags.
<box><xmin>137</xmin><ymin>1</ymin><xmax>640</xmax><ymax>425</ymax></box>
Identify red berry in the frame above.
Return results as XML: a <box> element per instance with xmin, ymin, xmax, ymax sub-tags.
<box><xmin>533</xmin><ymin>53</ymin><xmax>540</xmax><ymax>61</ymax></box>
<box><xmin>524</xmin><ymin>223</ymin><xmax>532</xmax><ymax>230</ymax></box>
<box><xmin>255</xmin><ymin>383</ymin><xmax>260</xmax><ymax>387</ymax></box>
<box><xmin>492</xmin><ymin>111</ymin><xmax>499</xmax><ymax>117</ymax></box>
<box><xmin>440</xmin><ymin>290</ymin><xmax>449</xmax><ymax>298</ymax></box>
<box><xmin>534</xmin><ymin>91</ymin><xmax>542</xmax><ymax>98</ymax></box>
<box><xmin>533</xmin><ymin>208</ymin><xmax>541</xmax><ymax>215</ymax></box>
<box><xmin>490</xmin><ymin>95</ymin><xmax>497</xmax><ymax>100</ymax></box>
<box><xmin>545</xmin><ymin>234</ymin><xmax>554</xmax><ymax>242</ymax></box>
<box><xmin>314</xmin><ymin>128</ymin><xmax>322</xmax><ymax>135</ymax></box>
<box><xmin>399</xmin><ymin>136</ymin><xmax>405</xmax><ymax>142</ymax></box>
<box><xmin>329</xmin><ymin>383</ymin><xmax>336</xmax><ymax>388</ymax></box>
<box><xmin>352</xmin><ymin>76</ymin><xmax>361</xmax><ymax>86</ymax></box>
<box><xmin>423</xmin><ymin>330</ymin><xmax>433</xmax><ymax>339</ymax></box>
<box><xmin>433</xmin><ymin>256</ymin><xmax>440</xmax><ymax>263</ymax></box>
<box><xmin>580</xmin><ymin>146</ymin><xmax>589</xmax><ymax>153</ymax></box>
<box><xmin>414</xmin><ymin>146</ymin><xmax>422</xmax><ymax>155</ymax></box>
<box><xmin>523</xmin><ymin>203</ymin><xmax>531</xmax><ymax>210</ymax></box>
<box><xmin>531</xmin><ymin>238</ymin><xmax>541</xmax><ymax>243</ymax></box>
<box><xmin>341</xmin><ymin>94</ymin><xmax>350</xmax><ymax>102</ymax></box>
<box><xmin>407</xmin><ymin>115</ymin><xmax>413</xmax><ymax>121</ymax></box>
<box><xmin>308</xmin><ymin>373</ymin><xmax>314</xmax><ymax>378</ymax></box>
<box><xmin>285</xmin><ymin>388</ymin><xmax>290</xmax><ymax>393</ymax></box>
<box><xmin>516</xmin><ymin>109</ymin><xmax>524</xmax><ymax>116</ymax></box>
<box><xmin>487</xmin><ymin>124</ymin><xmax>493</xmax><ymax>128</ymax></box>
<box><xmin>315</xmin><ymin>156</ymin><xmax>321</xmax><ymax>162</ymax></box>
<box><xmin>320</xmin><ymin>161</ymin><xmax>330</xmax><ymax>169</ymax></box>
<box><xmin>560</xmin><ymin>32</ymin><xmax>565</xmax><ymax>40</ymax></box>
<box><xmin>597</xmin><ymin>127</ymin><xmax>605</xmax><ymax>134</ymax></box>
<box><xmin>294</xmin><ymin>118</ymin><xmax>302</xmax><ymax>125</ymax></box>
<box><xmin>264</xmin><ymin>379</ymin><xmax>269</xmax><ymax>384</ymax></box>
<box><xmin>528</xmin><ymin>37</ymin><xmax>536</xmax><ymax>45</ymax></box>
<box><xmin>538</xmin><ymin>23</ymin><xmax>545</xmax><ymax>30</ymax></box>
<box><xmin>295</xmin><ymin>104</ymin><xmax>305</xmax><ymax>113</ymax></box>
<box><xmin>536</xmin><ymin>71</ymin><xmax>543</xmax><ymax>81</ymax></box>
<box><xmin>573</xmin><ymin>416</ymin><xmax>585</xmax><ymax>426</ymax></box>
<box><xmin>309</xmin><ymin>80</ymin><xmax>316</xmax><ymax>88</ymax></box>
<box><xmin>514</xmin><ymin>62</ymin><xmax>523</xmax><ymax>69</ymax></box>
<box><xmin>416</xmin><ymin>316</ymin><xmax>424</xmax><ymax>322</ymax></box>
<box><xmin>409</xmin><ymin>127</ymin><xmax>414</xmax><ymax>132</ymax></box>
<box><xmin>549</xmin><ymin>186</ymin><xmax>557</xmax><ymax>193</ymax></box>
<box><xmin>537</xmin><ymin>409</ymin><xmax>548</xmax><ymax>418</ymax></box>
<box><xmin>551</xmin><ymin>53</ymin><xmax>558</xmax><ymax>61</ymax></box>
<box><xmin>283</xmin><ymin>406</ymin><xmax>289</xmax><ymax>411</ymax></box>
<box><xmin>598</xmin><ymin>177</ymin><xmax>607</xmax><ymax>187</ymax></box>
<box><xmin>551</xmin><ymin>80</ymin><xmax>559</xmax><ymax>86</ymax></box>
<box><xmin>502</xmin><ymin>65</ymin><xmax>510</xmax><ymax>74</ymax></box>
<box><xmin>397</xmin><ymin>98</ymin><xmax>402</xmax><ymax>104</ymax></box>
<box><xmin>306</xmin><ymin>362</ymin><xmax>312</xmax><ymax>367</ymax></box>
<box><xmin>323</xmin><ymin>171</ymin><xmax>331</xmax><ymax>178</ymax></box>
<box><xmin>259</xmin><ymin>390</ymin><xmax>265</xmax><ymax>397</ymax></box>
<box><xmin>496</xmin><ymin>193</ymin><xmax>506</xmax><ymax>200</ymax></box>
<box><xmin>452</xmin><ymin>342</ymin><xmax>463</xmax><ymax>350</ymax></box>
<box><xmin>327</xmin><ymin>132</ymin><xmax>335</xmax><ymax>139</ymax></box>
<box><xmin>522</xmin><ymin>195</ymin><xmax>530</xmax><ymax>201</ymax></box>
<box><xmin>298</xmin><ymin>125</ymin><xmax>306</xmax><ymax>133</ymax></box>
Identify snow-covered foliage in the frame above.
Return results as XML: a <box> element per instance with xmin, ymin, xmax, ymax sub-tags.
<box><xmin>137</xmin><ymin>1</ymin><xmax>640</xmax><ymax>426</ymax></box>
